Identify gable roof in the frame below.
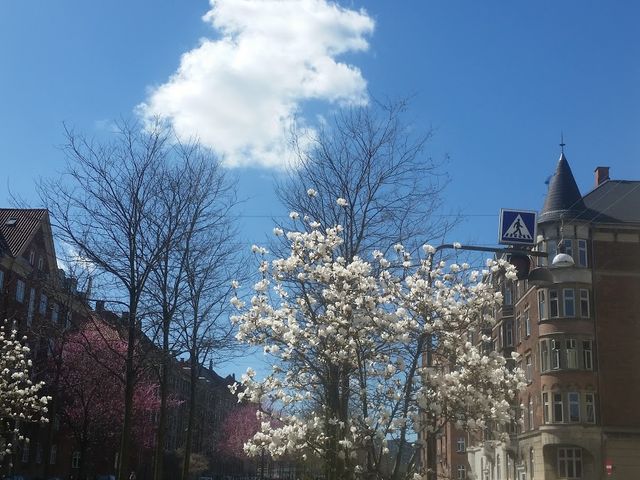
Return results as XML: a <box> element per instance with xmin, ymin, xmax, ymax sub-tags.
<box><xmin>578</xmin><ymin>180</ymin><xmax>640</xmax><ymax>225</ymax></box>
<box><xmin>0</xmin><ymin>209</ymin><xmax>49</xmax><ymax>257</ymax></box>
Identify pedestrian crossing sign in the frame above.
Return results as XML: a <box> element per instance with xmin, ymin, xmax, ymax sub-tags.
<box><xmin>499</xmin><ymin>209</ymin><xmax>537</xmax><ymax>245</ymax></box>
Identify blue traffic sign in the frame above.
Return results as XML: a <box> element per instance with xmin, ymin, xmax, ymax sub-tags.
<box><xmin>499</xmin><ymin>209</ymin><xmax>537</xmax><ymax>245</ymax></box>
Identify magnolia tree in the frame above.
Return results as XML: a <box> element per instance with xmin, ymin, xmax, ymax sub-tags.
<box><xmin>230</xmin><ymin>200</ymin><xmax>524</xmax><ymax>480</ymax></box>
<box><xmin>0</xmin><ymin>321</ymin><xmax>50</xmax><ymax>464</ymax></box>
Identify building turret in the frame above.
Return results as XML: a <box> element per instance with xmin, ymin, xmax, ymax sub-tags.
<box><xmin>539</xmin><ymin>153</ymin><xmax>585</xmax><ymax>223</ymax></box>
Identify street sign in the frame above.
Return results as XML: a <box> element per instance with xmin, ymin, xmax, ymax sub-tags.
<box><xmin>499</xmin><ymin>209</ymin><xmax>537</xmax><ymax>246</ymax></box>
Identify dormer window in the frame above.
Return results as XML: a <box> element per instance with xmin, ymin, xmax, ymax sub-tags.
<box><xmin>4</xmin><ymin>217</ymin><xmax>17</xmax><ymax>226</ymax></box>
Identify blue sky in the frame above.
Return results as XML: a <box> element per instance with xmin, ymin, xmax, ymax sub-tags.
<box><xmin>1</xmin><ymin>1</ymin><xmax>639</xmax><ymax>373</ymax></box>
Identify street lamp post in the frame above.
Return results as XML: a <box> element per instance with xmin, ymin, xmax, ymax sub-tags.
<box><xmin>422</xmin><ymin>243</ymin><xmax>561</xmax><ymax>480</ymax></box>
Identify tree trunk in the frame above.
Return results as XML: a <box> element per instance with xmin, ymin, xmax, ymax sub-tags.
<box><xmin>154</xmin><ymin>318</ymin><xmax>171</xmax><ymax>480</ymax></box>
<box><xmin>181</xmin><ymin>353</ymin><xmax>198</xmax><ymax>480</ymax></box>
<box><xmin>117</xmin><ymin>304</ymin><xmax>138</xmax><ymax>480</ymax></box>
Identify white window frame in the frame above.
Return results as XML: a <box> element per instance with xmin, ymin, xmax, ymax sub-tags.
<box><xmin>542</xmin><ymin>392</ymin><xmax>550</xmax><ymax>423</ymax></box>
<box><xmin>585</xmin><ymin>393</ymin><xmax>596</xmax><ymax>423</ymax></box>
<box><xmin>456</xmin><ymin>436</ymin><xmax>465</xmax><ymax>453</ymax></box>
<box><xmin>553</xmin><ymin>393</ymin><xmax>563</xmax><ymax>423</ymax></box>
<box><xmin>577</xmin><ymin>239</ymin><xmax>588</xmax><ymax>267</ymax></box>
<box><xmin>457</xmin><ymin>464</ymin><xmax>467</xmax><ymax>480</ymax></box>
<box><xmin>525</xmin><ymin>353</ymin><xmax>533</xmax><ymax>383</ymax></box>
<box><xmin>549</xmin><ymin>289</ymin><xmax>559</xmax><ymax>318</ymax></box>
<box><xmin>515</xmin><ymin>312</ymin><xmax>521</xmax><ymax>343</ymax></box>
<box><xmin>568</xmin><ymin>392</ymin><xmax>580</xmax><ymax>422</ymax></box>
<box><xmin>579</xmin><ymin>289</ymin><xmax>590</xmax><ymax>318</ymax></box>
<box><xmin>566</xmin><ymin>339</ymin><xmax>578</xmax><ymax>369</ymax></box>
<box><xmin>504</xmin><ymin>282</ymin><xmax>513</xmax><ymax>306</ymax></box>
<box><xmin>540</xmin><ymin>340</ymin><xmax>549</xmax><ymax>372</ymax></box>
<box><xmin>538</xmin><ymin>290</ymin><xmax>546</xmax><ymax>320</ymax></box>
<box><xmin>551</xmin><ymin>339</ymin><xmax>561</xmax><ymax>370</ymax></box>
<box><xmin>563</xmin><ymin>289</ymin><xmax>575</xmax><ymax>317</ymax></box>
<box><xmin>583</xmin><ymin>341</ymin><xmax>593</xmax><ymax>370</ymax></box>
<box><xmin>557</xmin><ymin>447</ymin><xmax>582</xmax><ymax>479</ymax></box>
<box><xmin>524</xmin><ymin>307</ymin><xmax>531</xmax><ymax>337</ymax></box>
<box><xmin>505</xmin><ymin>320</ymin><xmax>513</xmax><ymax>347</ymax></box>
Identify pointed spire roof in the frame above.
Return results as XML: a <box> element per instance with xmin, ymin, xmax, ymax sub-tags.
<box><xmin>539</xmin><ymin>153</ymin><xmax>585</xmax><ymax>223</ymax></box>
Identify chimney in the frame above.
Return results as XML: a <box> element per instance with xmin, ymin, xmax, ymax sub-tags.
<box><xmin>594</xmin><ymin>166</ymin><xmax>610</xmax><ymax>187</ymax></box>
<box><xmin>95</xmin><ymin>300</ymin><xmax>105</xmax><ymax>313</ymax></box>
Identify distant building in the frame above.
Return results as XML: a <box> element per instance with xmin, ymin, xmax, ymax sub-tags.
<box><xmin>460</xmin><ymin>154</ymin><xmax>640</xmax><ymax>480</ymax></box>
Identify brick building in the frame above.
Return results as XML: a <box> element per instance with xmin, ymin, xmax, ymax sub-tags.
<box><xmin>460</xmin><ymin>154</ymin><xmax>640</xmax><ymax>480</ymax></box>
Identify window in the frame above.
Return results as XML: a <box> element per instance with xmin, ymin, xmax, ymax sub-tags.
<box><xmin>549</xmin><ymin>290</ymin><xmax>559</xmax><ymax>317</ymax></box>
<box><xmin>0</xmin><ymin>270</ymin><xmax>4</xmax><ymax>288</ymax></box>
<box><xmin>457</xmin><ymin>464</ymin><xmax>466</xmax><ymax>480</ymax></box>
<box><xmin>72</xmin><ymin>451</ymin><xmax>81</xmax><ymax>469</ymax></box>
<box><xmin>540</xmin><ymin>341</ymin><xmax>549</xmax><ymax>372</ymax></box>
<box><xmin>583</xmin><ymin>341</ymin><xmax>593</xmax><ymax>370</ymax></box>
<box><xmin>528</xmin><ymin>396</ymin><xmax>534</xmax><ymax>430</ymax></box>
<box><xmin>577</xmin><ymin>239</ymin><xmax>588</xmax><ymax>267</ymax></box>
<box><xmin>497</xmin><ymin>455</ymin><xmax>501</xmax><ymax>480</ymax></box>
<box><xmin>16</xmin><ymin>279</ymin><xmax>26</xmax><ymax>303</ymax></box>
<box><xmin>563</xmin><ymin>289</ymin><xmax>575</xmax><ymax>317</ymax></box>
<box><xmin>27</xmin><ymin>287</ymin><xmax>36</xmax><ymax>326</ymax></box>
<box><xmin>504</xmin><ymin>282</ymin><xmax>513</xmax><ymax>306</ymax></box>
<box><xmin>505</xmin><ymin>320</ymin><xmax>513</xmax><ymax>347</ymax></box>
<box><xmin>563</xmin><ymin>239</ymin><xmax>574</xmax><ymax>258</ymax></box>
<box><xmin>524</xmin><ymin>307</ymin><xmax>531</xmax><ymax>337</ymax></box>
<box><xmin>538</xmin><ymin>290</ymin><xmax>546</xmax><ymax>319</ymax></box>
<box><xmin>542</xmin><ymin>392</ymin><xmax>550</xmax><ymax>423</ymax></box>
<box><xmin>52</xmin><ymin>303</ymin><xmax>59</xmax><ymax>324</ymax></box>
<box><xmin>580</xmin><ymin>289</ymin><xmax>590</xmax><ymax>318</ymax></box>
<box><xmin>566</xmin><ymin>339</ymin><xmax>578</xmax><ymax>369</ymax></box>
<box><xmin>49</xmin><ymin>444</ymin><xmax>57</xmax><ymax>465</ymax></box>
<box><xmin>22</xmin><ymin>441</ymin><xmax>29</xmax><ymax>463</ymax></box>
<box><xmin>585</xmin><ymin>393</ymin><xmax>596</xmax><ymax>423</ymax></box>
<box><xmin>547</xmin><ymin>241</ymin><xmax>557</xmax><ymax>265</ymax></box>
<box><xmin>515</xmin><ymin>312</ymin><xmax>521</xmax><ymax>343</ymax></box>
<box><xmin>65</xmin><ymin>311</ymin><xmax>72</xmax><ymax>329</ymax></box>
<box><xmin>525</xmin><ymin>353</ymin><xmax>533</xmax><ymax>383</ymax></box>
<box><xmin>456</xmin><ymin>437</ymin><xmax>465</xmax><ymax>453</ymax></box>
<box><xmin>568</xmin><ymin>392</ymin><xmax>580</xmax><ymax>422</ymax></box>
<box><xmin>39</xmin><ymin>293</ymin><xmax>47</xmax><ymax>315</ymax></box>
<box><xmin>29</xmin><ymin>250</ymin><xmax>35</xmax><ymax>265</ymax></box>
<box><xmin>558</xmin><ymin>448</ymin><xmax>582</xmax><ymax>479</ymax></box>
<box><xmin>37</xmin><ymin>256</ymin><xmax>44</xmax><ymax>270</ymax></box>
<box><xmin>36</xmin><ymin>442</ymin><xmax>43</xmax><ymax>464</ymax></box>
<box><xmin>553</xmin><ymin>393</ymin><xmax>563</xmax><ymax>423</ymax></box>
<box><xmin>551</xmin><ymin>340</ymin><xmax>561</xmax><ymax>369</ymax></box>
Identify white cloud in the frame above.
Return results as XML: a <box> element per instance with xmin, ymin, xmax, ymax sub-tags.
<box><xmin>138</xmin><ymin>0</ymin><xmax>374</xmax><ymax>169</ymax></box>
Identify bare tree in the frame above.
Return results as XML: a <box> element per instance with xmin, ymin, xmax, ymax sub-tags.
<box><xmin>39</xmin><ymin>120</ymin><xmax>175</xmax><ymax>480</ymax></box>
<box><xmin>143</xmin><ymin>152</ymin><xmax>242</xmax><ymax>480</ymax></box>
<box><xmin>276</xmin><ymin>99</ymin><xmax>457</xmax><ymax>261</ymax></box>
<box><xmin>174</xmin><ymin>169</ymin><xmax>243</xmax><ymax>480</ymax></box>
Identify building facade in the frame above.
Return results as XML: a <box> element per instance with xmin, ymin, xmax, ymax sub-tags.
<box><xmin>463</xmin><ymin>155</ymin><xmax>640</xmax><ymax>480</ymax></box>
